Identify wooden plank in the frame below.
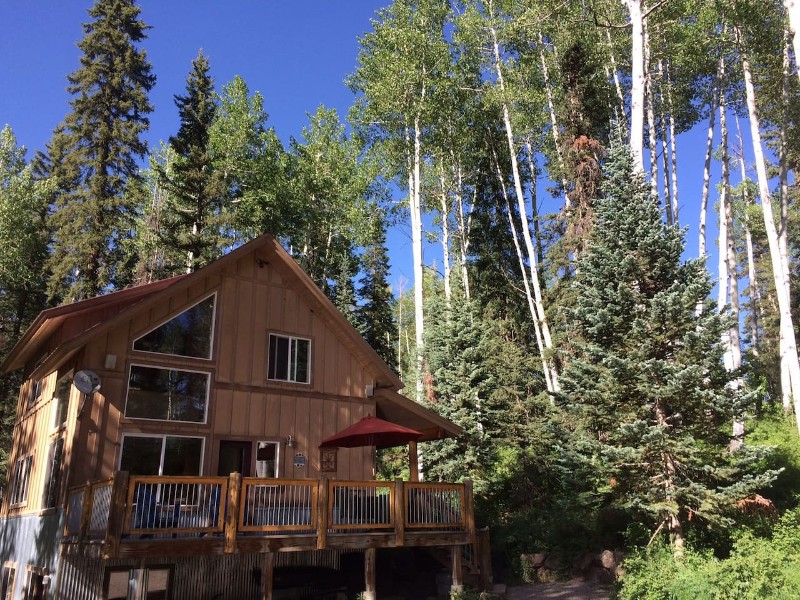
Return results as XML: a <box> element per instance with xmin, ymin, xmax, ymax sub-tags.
<box><xmin>394</xmin><ymin>479</ymin><xmax>405</xmax><ymax>547</ymax></box>
<box><xmin>283</xmin><ymin>288</ymin><xmax>298</xmax><ymax>333</ymax></box>
<box><xmin>225</xmin><ymin>472</ymin><xmax>242</xmax><ymax>554</ymax></box>
<box><xmin>216</xmin><ymin>276</ymin><xmax>239</xmax><ymax>383</ymax></box>
<box><xmin>248</xmin><ymin>393</ymin><xmax>266</xmax><ymax>437</ymax></box>
<box><xmin>214</xmin><ymin>388</ymin><xmax>233</xmax><ymax>434</ymax></box>
<box><xmin>102</xmin><ymin>472</ymin><xmax>129</xmax><ymax>559</ymax></box>
<box><xmin>451</xmin><ymin>546</ymin><xmax>464</xmax><ymax>593</ymax></box>
<box><xmin>234</xmin><ymin>279</ymin><xmax>254</xmax><ymax>384</ymax></box>
<box><xmin>237</xmin><ymin>255</ymin><xmax>255</xmax><ymax>279</ymax></box>
<box><xmin>464</xmin><ymin>479</ymin><xmax>476</xmax><ymax>546</ymax></box>
<box><xmin>478</xmin><ymin>527</ymin><xmax>493</xmax><ymax>591</ymax></box>
<box><xmin>324</xmin><ymin>327</ymin><xmax>338</xmax><ymax>395</ymax></box>
<box><xmin>408</xmin><ymin>442</ymin><xmax>419</xmax><ymax>482</ymax></box>
<box><xmin>251</xmin><ymin>282</ymin><xmax>269</xmax><ymax>383</ymax></box>
<box><xmin>308</xmin><ymin>397</ymin><xmax>324</xmax><ymax>474</ymax></box>
<box><xmin>278</xmin><ymin>396</ymin><xmax>295</xmax><ymax>476</ymax></box>
<box><xmin>230</xmin><ymin>391</ymin><xmax>249</xmax><ymax>436</ymax></box>
<box><xmin>267</xmin><ymin>286</ymin><xmax>283</xmax><ymax>330</ymax></box>
<box><xmin>364</xmin><ymin>547</ymin><xmax>376</xmax><ymax>600</ymax></box>
<box><xmin>316</xmin><ymin>476</ymin><xmax>328</xmax><ymax>550</ymax></box>
<box><xmin>293</xmin><ymin>395</ymin><xmax>310</xmax><ymax>478</ymax></box>
<box><xmin>263</xmin><ymin>551</ymin><xmax>274</xmax><ymax>600</ymax></box>
<box><xmin>338</xmin><ymin>354</ymin><xmax>352</xmax><ymax>397</ymax></box>
<box><xmin>264</xmin><ymin>395</ymin><xmax>280</xmax><ymax>437</ymax></box>
<box><xmin>78</xmin><ymin>481</ymin><xmax>92</xmax><ymax>551</ymax></box>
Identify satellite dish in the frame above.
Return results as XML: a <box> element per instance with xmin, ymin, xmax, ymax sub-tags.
<box><xmin>73</xmin><ymin>370</ymin><xmax>102</xmax><ymax>395</ymax></box>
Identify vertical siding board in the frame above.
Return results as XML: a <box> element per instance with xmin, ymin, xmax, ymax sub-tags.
<box><xmin>337</xmin><ymin>401</ymin><xmax>351</xmax><ymax>480</ymax></box>
<box><xmin>279</xmin><ymin>395</ymin><xmax>295</xmax><ymax>476</ymax></box>
<box><xmin>234</xmin><ymin>279</ymin><xmax>254</xmax><ymax>384</ymax></box>
<box><xmin>294</xmin><ymin>394</ymin><xmax>311</xmax><ymax>478</ymax></box>
<box><xmin>248</xmin><ymin>393</ymin><xmax>266</xmax><ymax>437</ymax></box>
<box><xmin>311</xmin><ymin>313</ymin><xmax>325</xmax><ymax>392</ymax></box>
<box><xmin>216</xmin><ymin>276</ymin><xmax>238</xmax><ymax>383</ymax></box>
<box><xmin>264</xmin><ymin>395</ymin><xmax>280</xmax><ymax>437</ymax></box>
<box><xmin>237</xmin><ymin>255</ymin><xmax>255</xmax><ymax>279</ymax></box>
<box><xmin>309</xmin><ymin>396</ymin><xmax>324</xmax><ymax>474</ymax></box>
<box><xmin>214</xmin><ymin>388</ymin><xmax>233</xmax><ymax>434</ymax></box>
<box><xmin>283</xmin><ymin>288</ymin><xmax>298</xmax><ymax>333</ymax></box>
<box><xmin>251</xmin><ymin>282</ymin><xmax>269</xmax><ymax>384</ymax></box>
<box><xmin>324</xmin><ymin>327</ymin><xmax>338</xmax><ymax>395</ymax></box>
<box><xmin>267</xmin><ymin>285</ymin><xmax>284</xmax><ymax>330</ymax></box>
<box><xmin>230</xmin><ymin>391</ymin><xmax>249</xmax><ymax>435</ymax></box>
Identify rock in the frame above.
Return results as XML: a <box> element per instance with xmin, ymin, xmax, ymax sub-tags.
<box><xmin>537</xmin><ymin>567</ymin><xmax>560</xmax><ymax>583</ymax></box>
<box><xmin>572</xmin><ymin>552</ymin><xmax>596</xmax><ymax>575</ymax></box>
<box><xmin>491</xmin><ymin>583</ymin><xmax>507</xmax><ymax>595</ymax></box>
<box><xmin>587</xmin><ymin>565</ymin><xmax>616</xmax><ymax>585</ymax></box>
<box><xmin>600</xmin><ymin>550</ymin><xmax>617</xmax><ymax>570</ymax></box>
<box><xmin>543</xmin><ymin>552</ymin><xmax>563</xmax><ymax>571</ymax></box>
<box><xmin>521</xmin><ymin>552</ymin><xmax>548</xmax><ymax>568</ymax></box>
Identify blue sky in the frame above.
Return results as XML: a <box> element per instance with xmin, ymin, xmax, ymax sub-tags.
<box><xmin>1</xmin><ymin>1</ymin><xmax>737</xmax><ymax>293</ymax></box>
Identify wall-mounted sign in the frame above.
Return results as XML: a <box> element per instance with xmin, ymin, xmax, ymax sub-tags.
<box><xmin>293</xmin><ymin>453</ymin><xmax>306</xmax><ymax>468</ymax></box>
<box><xmin>320</xmin><ymin>447</ymin><xmax>338</xmax><ymax>473</ymax></box>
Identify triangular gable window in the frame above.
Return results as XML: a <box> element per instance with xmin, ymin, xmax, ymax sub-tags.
<box><xmin>133</xmin><ymin>295</ymin><xmax>215</xmax><ymax>359</ymax></box>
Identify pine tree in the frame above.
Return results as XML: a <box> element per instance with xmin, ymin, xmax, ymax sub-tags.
<box><xmin>157</xmin><ymin>50</ymin><xmax>228</xmax><ymax>274</ymax></box>
<box><xmin>358</xmin><ymin>214</ymin><xmax>397</xmax><ymax>369</ymax></box>
<box><xmin>559</xmin><ymin>143</ymin><xmax>774</xmax><ymax>555</ymax></box>
<box><xmin>46</xmin><ymin>0</ymin><xmax>155</xmax><ymax>300</ymax></box>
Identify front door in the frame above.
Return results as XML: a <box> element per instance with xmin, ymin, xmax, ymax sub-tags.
<box><xmin>217</xmin><ymin>441</ymin><xmax>251</xmax><ymax>477</ymax></box>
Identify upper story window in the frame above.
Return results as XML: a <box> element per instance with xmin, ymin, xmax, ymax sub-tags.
<box><xmin>133</xmin><ymin>294</ymin><xmax>216</xmax><ymax>359</ymax></box>
<box><xmin>52</xmin><ymin>373</ymin><xmax>71</xmax><ymax>430</ymax></box>
<box><xmin>125</xmin><ymin>365</ymin><xmax>209</xmax><ymax>423</ymax></box>
<box><xmin>267</xmin><ymin>334</ymin><xmax>310</xmax><ymax>384</ymax></box>
<box><xmin>27</xmin><ymin>378</ymin><xmax>44</xmax><ymax>409</ymax></box>
<box><xmin>8</xmin><ymin>454</ymin><xmax>33</xmax><ymax>507</ymax></box>
<box><xmin>41</xmin><ymin>437</ymin><xmax>64</xmax><ymax>509</ymax></box>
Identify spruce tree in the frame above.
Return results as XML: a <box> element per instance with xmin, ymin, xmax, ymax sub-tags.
<box><xmin>559</xmin><ymin>143</ymin><xmax>774</xmax><ymax>555</ymax></box>
<box><xmin>358</xmin><ymin>215</ymin><xmax>397</xmax><ymax>369</ymax></box>
<box><xmin>157</xmin><ymin>50</ymin><xmax>228</xmax><ymax>274</ymax></box>
<box><xmin>47</xmin><ymin>0</ymin><xmax>155</xmax><ymax>300</ymax></box>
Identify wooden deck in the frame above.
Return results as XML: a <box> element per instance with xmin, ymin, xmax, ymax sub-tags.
<box><xmin>61</xmin><ymin>473</ymin><xmax>476</xmax><ymax>560</ymax></box>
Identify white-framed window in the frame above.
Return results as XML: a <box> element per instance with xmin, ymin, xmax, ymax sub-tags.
<box><xmin>23</xmin><ymin>566</ymin><xmax>48</xmax><ymax>600</ymax></box>
<box><xmin>133</xmin><ymin>294</ymin><xmax>216</xmax><ymax>359</ymax></box>
<box><xmin>105</xmin><ymin>566</ymin><xmax>171</xmax><ymax>600</ymax></box>
<box><xmin>119</xmin><ymin>434</ymin><xmax>204</xmax><ymax>476</ymax></box>
<box><xmin>255</xmin><ymin>441</ymin><xmax>280</xmax><ymax>478</ymax></box>
<box><xmin>267</xmin><ymin>334</ymin><xmax>310</xmax><ymax>383</ymax></box>
<box><xmin>41</xmin><ymin>437</ymin><xmax>64</xmax><ymax>509</ymax></box>
<box><xmin>125</xmin><ymin>365</ymin><xmax>209</xmax><ymax>423</ymax></box>
<box><xmin>1</xmin><ymin>563</ymin><xmax>16</xmax><ymax>600</ymax></box>
<box><xmin>8</xmin><ymin>454</ymin><xmax>33</xmax><ymax>507</ymax></box>
<box><xmin>51</xmin><ymin>372</ymin><xmax>71</xmax><ymax>430</ymax></box>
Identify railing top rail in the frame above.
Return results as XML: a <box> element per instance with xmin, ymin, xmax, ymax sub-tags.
<box><xmin>128</xmin><ymin>475</ymin><xmax>228</xmax><ymax>485</ymax></box>
<box><xmin>242</xmin><ymin>478</ymin><xmax>317</xmax><ymax>486</ymax></box>
<box><xmin>405</xmin><ymin>482</ymin><xmax>465</xmax><ymax>492</ymax></box>
<box><xmin>330</xmin><ymin>480</ymin><xmax>394</xmax><ymax>489</ymax></box>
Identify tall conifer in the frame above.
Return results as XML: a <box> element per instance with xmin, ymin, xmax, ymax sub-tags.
<box><xmin>560</xmin><ymin>144</ymin><xmax>774</xmax><ymax>554</ymax></box>
<box><xmin>47</xmin><ymin>0</ymin><xmax>155</xmax><ymax>301</ymax></box>
<box><xmin>157</xmin><ymin>50</ymin><xmax>228</xmax><ymax>274</ymax></box>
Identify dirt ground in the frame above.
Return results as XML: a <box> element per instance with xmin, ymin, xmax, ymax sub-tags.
<box><xmin>506</xmin><ymin>579</ymin><xmax>613</xmax><ymax>600</ymax></box>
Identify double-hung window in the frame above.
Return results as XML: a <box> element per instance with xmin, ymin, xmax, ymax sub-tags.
<box><xmin>267</xmin><ymin>334</ymin><xmax>310</xmax><ymax>383</ymax></box>
<box><xmin>119</xmin><ymin>435</ymin><xmax>203</xmax><ymax>476</ymax></box>
<box><xmin>9</xmin><ymin>455</ymin><xmax>33</xmax><ymax>507</ymax></box>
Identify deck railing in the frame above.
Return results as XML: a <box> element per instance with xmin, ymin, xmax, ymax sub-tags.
<box><xmin>63</xmin><ymin>474</ymin><xmax>474</xmax><ymax>557</ymax></box>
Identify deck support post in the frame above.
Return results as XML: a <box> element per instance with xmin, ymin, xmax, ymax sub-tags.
<box><xmin>262</xmin><ymin>551</ymin><xmax>274</xmax><ymax>600</ymax></box>
<box><xmin>364</xmin><ymin>547</ymin><xmax>376</xmax><ymax>600</ymax></box>
<box><xmin>224</xmin><ymin>472</ymin><xmax>242</xmax><ymax>554</ymax></box>
<box><xmin>408</xmin><ymin>441</ymin><xmax>419</xmax><ymax>482</ymax></box>
<box><xmin>317</xmin><ymin>475</ymin><xmax>329</xmax><ymax>549</ymax></box>
<box><xmin>78</xmin><ymin>480</ymin><xmax>92</xmax><ymax>551</ymax></box>
<box><xmin>477</xmin><ymin>527</ymin><xmax>492</xmax><ymax>591</ymax></box>
<box><xmin>102</xmin><ymin>471</ymin><xmax>129</xmax><ymax>559</ymax></box>
<box><xmin>393</xmin><ymin>478</ymin><xmax>405</xmax><ymax>547</ymax></box>
<box><xmin>451</xmin><ymin>545</ymin><xmax>464</xmax><ymax>594</ymax></box>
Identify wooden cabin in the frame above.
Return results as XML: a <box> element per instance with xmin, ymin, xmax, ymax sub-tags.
<box><xmin>0</xmin><ymin>235</ymin><xmax>482</xmax><ymax>600</ymax></box>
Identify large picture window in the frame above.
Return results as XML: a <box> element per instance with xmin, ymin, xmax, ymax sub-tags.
<box><xmin>52</xmin><ymin>373</ymin><xmax>71</xmax><ymax>430</ymax></box>
<box><xmin>133</xmin><ymin>295</ymin><xmax>215</xmax><ymax>359</ymax></box>
<box><xmin>267</xmin><ymin>334</ymin><xmax>310</xmax><ymax>383</ymax></box>
<box><xmin>41</xmin><ymin>438</ymin><xmax>64</xmax><ymax>509</ymax></box>
<box><xmin>125</xmin><ymin>366</ymin><xmax>209</xmax><ymax>423</ymax></box>
<box><xmin>119</xmin><ymin>435</ymin><xmax>203</xmax><ymax>476</ymax></box>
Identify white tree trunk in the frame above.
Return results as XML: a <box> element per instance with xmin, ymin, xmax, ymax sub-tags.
<box><xmin>698</xmin><ymin>75</ymin><xmax>719</xmax><ymax>259</ymax></box>
<box><xmin>784</xmin><ymin>0</ymin><xmax>800</xmax><ymax>82</ymax></box>
<box><xmin>538</xmin><ymin>31</ymin><xmax>570</xmax><ymax>205</ymax></box>
<box><xmin>624</xmin><ymin>0</ymin><xmax>646</xmax><ymax>172</ymax></box>
<box><xmin>663</xmin><ymin>61</ymin><xmax>680</xmax><ymax>224</ymax></box>
<box><xmin>717</xmin><ymin>95</ymin><xmax>730</xmax><ymax>313</ymax></box>
<box><xmin>739</xmin><ymin>35</ymin><xmax>800</xmax><ymax>428</ymax></box>
<box><xmin>406</xmin><ymin>120</ymin><xmax>425</xmax><ymax>403</ymax></box>
<box><xmin>438</xmin><ymin>169</ymin><xmax>452</xmax><ymax>305</ymax></box>
<box><xmin>490</xmin><ymin>18</ymin><xmax>559</xmax><ymax>392</ymax></box>
<box><xmin>606</xmin><ymin>28</ymin><xmax>628</xmax><ymax>132</ymax></box>
<box><xmin>644</xmin><ymin>21</ymin><xmax>659</xmax><ymax>197</ymax></box>
<box><xmin>736</xmin><ymin>124</ymin><xmax>761</xmax><ymax>358</ymax></box>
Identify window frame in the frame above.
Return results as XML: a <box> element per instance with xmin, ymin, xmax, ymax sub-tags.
<box><xmin>51</xmin><ymin>371</ymin><xmax>72</xmax><ymax>432</ymax></box>
<box><xmin>255</xmin><ymin>441</ymin><xmax>281</xmax><ymax>478</ymax></box>
<box><xmin>132</xmin><ymin>293</ymin><xmax>217</xmax><ymax>360</ymax></box>
<box><xmin>124</xmin><ymin>364</ymin><xmax>210</xmax><ymax>424</ymax></box>
<box><xmin>41</xmin><ymin>437</ymin><xmax>64</xmax><ymax>510</ymax></box>
<box><xmin>1</xmin><ymin>563</ymin><xmax>16</xmax><ymax>600</ymax></box>
<box><xmin>27</xmin><ymin>378</ymin><xmax>44</xmax><ymax>409</ymax></box>
<box><xmin>267</xmin><ymin>333</ymin><xmax>312</xmax><ymax>384</ymax></box>
<box><xmin>8</xmin><ymin>454</ymin><xmax>33</xmax><ymax>508</ymax></box>
<box><xmin>104</xmin><ymin>564</ymin><xmax>173</xmax><ymax>600</ymax></box>
<box><xmin>119</xmin><ymin>434</ymin><xmax>205</xmax><ymax>477</ymax></box>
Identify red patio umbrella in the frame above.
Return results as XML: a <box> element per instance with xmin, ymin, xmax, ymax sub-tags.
<box><xmin>319</xmin><ymin>415</ymin><xmax>422</xmax><ymax>449</ymax></box>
